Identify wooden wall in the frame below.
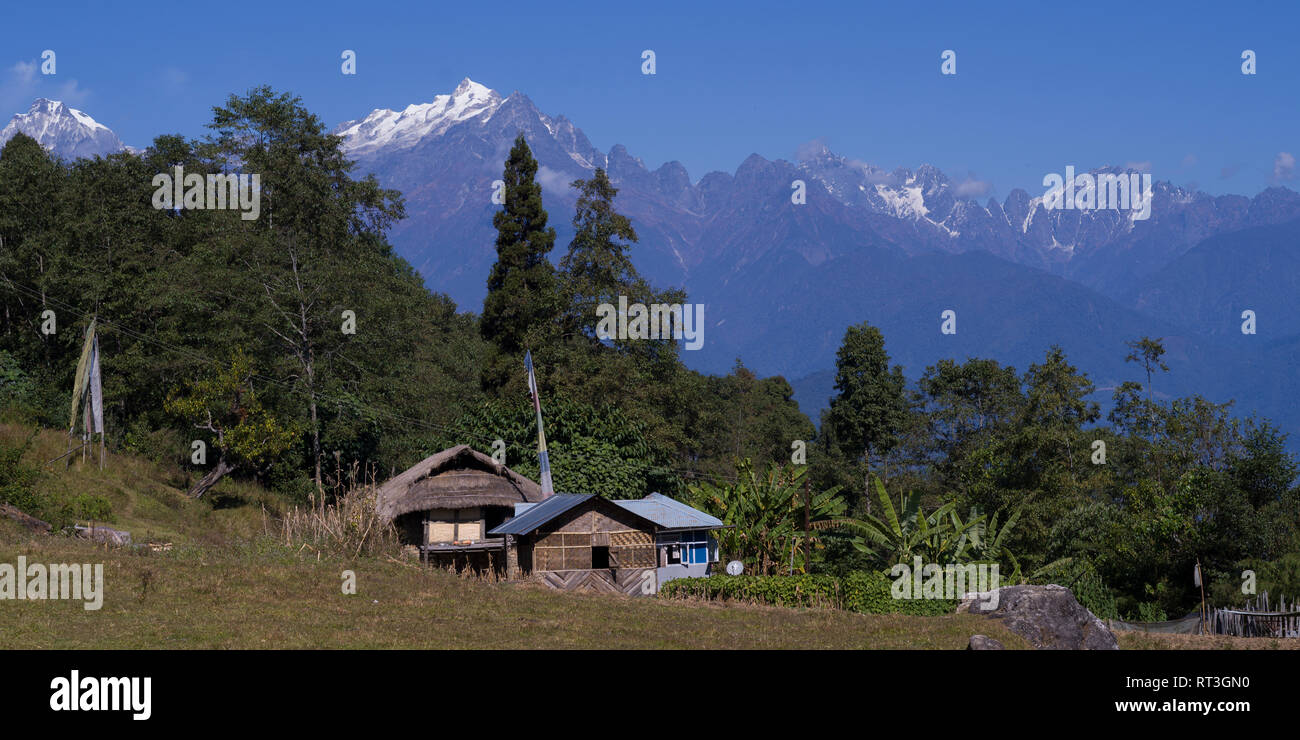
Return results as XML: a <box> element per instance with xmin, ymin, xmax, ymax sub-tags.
<box><xmin>531</xmin><ymin>500</ymin><xmax>656</xmax><ymax>572</ymax></box>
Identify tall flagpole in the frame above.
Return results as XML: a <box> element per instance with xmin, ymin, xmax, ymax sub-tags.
<box><xmin>525</xmin><ymin>351</ymin><xmax>555</xmax><ymax>498</ymax></box>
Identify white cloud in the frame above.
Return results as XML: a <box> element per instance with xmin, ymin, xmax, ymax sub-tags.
<box><xmin>535</xmin><ymin>165</ymin><xmax>573</xmax><ymax>196</ymax></box>
<box><xmin>0</xmin><ymin>58</ymin><xmax>92</xmax><ymax>118</ymax></box>
<box><xmin>795</xmin><ymin>137</ymin><xmax>831</xmax><ymax>162</ymax></box>
<box><xmin>1272</xmin><ymin>151</ymin><xmax>1295</xmax><ymax>183</ymax></box>
<box><xmin>953</xmin><ymin>175</ymin><xmax>993</xmax><ymax>199</ymax></box>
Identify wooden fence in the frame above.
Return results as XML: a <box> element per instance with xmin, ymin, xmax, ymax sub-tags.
<box><xmin>1211</xmin><ymin>591</ymin><xmax>1300</xmax><ymax>638</ymax></box>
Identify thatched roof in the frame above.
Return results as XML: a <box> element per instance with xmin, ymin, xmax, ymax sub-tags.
<box><xmin>375</xmin><ymin>445</ymin><xmax>544</xmax><ymax>522</ymax></box>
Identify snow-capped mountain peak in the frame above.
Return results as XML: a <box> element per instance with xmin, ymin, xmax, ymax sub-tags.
<box><xmin>335</xmin><ymin>77</ymin><xmax>504</xmax><ymax>157</ymax></box>
<box><xmin>0</xmin><ymin>98</ymin><xmax>127</xmax><ymax>160</ymax></box>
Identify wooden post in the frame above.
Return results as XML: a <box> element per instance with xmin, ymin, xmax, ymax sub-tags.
<box><xmin>1196</xmin><ymin>559</ymin><xmax>1207</xmax><ymax>635</ymax></box>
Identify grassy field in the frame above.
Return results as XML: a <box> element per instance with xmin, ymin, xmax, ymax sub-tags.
<box><xmin>2</xmin><ymin>422</ymin><xmax>1297</xmax><ymax>650</ymax></box>
<box><xmin>0</xmin><ymin>521</ymin><xmax>1034</xmax><ymax>649</ymax></box>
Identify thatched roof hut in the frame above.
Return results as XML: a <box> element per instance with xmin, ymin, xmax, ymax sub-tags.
<box><xmin>375</xmin><ymin>445</ymin><xmax>544</xmax><ymax>524</ymax></box>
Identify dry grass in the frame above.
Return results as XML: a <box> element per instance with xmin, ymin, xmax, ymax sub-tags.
<box><xmin>274</xmin><ymin>477</ymin><xmax>398</xmax><ymax>559</ymax></box>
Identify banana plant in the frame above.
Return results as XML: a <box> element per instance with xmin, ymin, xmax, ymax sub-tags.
<box><xmin>812</xmin><ymin>475</ymin><xmax>983</xmax><ymax>567</ymax></box>
<box><xmin>688</xmin><ymin>458</ymin><xmax>844</xmax><ymax>575</ymax></box>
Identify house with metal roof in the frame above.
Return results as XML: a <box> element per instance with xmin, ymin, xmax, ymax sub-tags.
<box><xmin>374</xmin><ymin>445</ymin><xmax>723</xmax><ymax>594</ymax></box>
<box><xmin>487</xmin><ymin>492</ymin><xmax>723</xmax><ymax>595</ymax></box>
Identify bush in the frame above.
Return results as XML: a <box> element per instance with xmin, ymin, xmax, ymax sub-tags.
<box><xmin>0</xmin><ymin>430</ymin><xmax>41</xmax><ymax>512</ymax></box>
<box><xmin>120</xmin><ymin>417</ymin><xmax>187</xmax><ymax>469</ymax></box>
<box><xmin>0</xmin><ymin>428</ymin><xmax>115</xmax><ymax>530</ymax></box>
<box><xmin>843</xmin><ymin>570</ymin><xmax>956</xmax><ymax>616</ymax></box>
<box><xmin>660</xmin><ymin>571</ymin><xmax>955</xmax><ymax>616</ymax></box>
<box><xmin>1052</xmin><ymin>560</ymin><xmax>1120</xmax><ymax>620</ymax></box>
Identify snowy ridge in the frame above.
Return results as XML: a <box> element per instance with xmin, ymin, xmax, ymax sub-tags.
<box><xmin>0</xmin><ymin>98</ymin><xmax>126</xmax><ymax>159</ymax></box>
<box><xmin>334</xmin><ymin>78</ymin><xmax>503</xmax><ymax>157</ymax></box>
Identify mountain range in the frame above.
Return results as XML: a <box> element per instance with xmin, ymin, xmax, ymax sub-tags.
<box><xmin>7</xmin><ymin>81</ymin><xmax>1298</xmax><ymax>444</ymax></box>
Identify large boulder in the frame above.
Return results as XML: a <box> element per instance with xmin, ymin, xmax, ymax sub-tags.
<box><xmin>959</xmin><ymin>584</ymin><xmax>1118</xmax><ymax>650</ymax></box>
<box><xmin>73</xmin><ymin>524</ymin><xmax>132</xmax><ymax>547</ymax></box>
<box><xmin>967</xmin><ymin>634</ymin><xmax>1004</xmax><ymax>650</ymax></box>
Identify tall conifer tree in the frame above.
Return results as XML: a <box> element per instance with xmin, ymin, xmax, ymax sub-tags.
<box><xmin>481</xmin><ymin>134</ymin><xmax>557</xmax><ymax>392</ymax></box>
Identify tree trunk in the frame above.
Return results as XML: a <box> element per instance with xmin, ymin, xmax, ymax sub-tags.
<box><xmin>189</xmin><ymin>457</ymin><xmax>237</xmax><ymax>499</ymax></box>
<box><xmin>309</xmin><ymin>388</ymin><xmax>322</xmax><ymax>496</ymax></box>
<box><xmin>863</xmin><ymin>448</ymin><xmax>871</xmax><ymax>516</ymax></box>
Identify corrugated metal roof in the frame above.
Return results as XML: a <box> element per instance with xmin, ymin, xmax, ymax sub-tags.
<box><xmin>488</xmin><ymin>492</ymin><xmax>723</xmax><ymax>536</ymax></box>
<box><xmin>488</xmin><ymin>494</ymin><xmax>592</xmax><ymax>535</ymax></box>
<box><xmin>613</xmin><ymin>493</ymin><xmax>723</xmax><ymax>530</ymax></box>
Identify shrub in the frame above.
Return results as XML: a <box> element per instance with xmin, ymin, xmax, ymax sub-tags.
<box><xmin>660</xmin><ymin>570</ymin><xmax>956</xmax><ymax>616</ymax></box>
<box><xmin>1052</xmin><ymin>560</ymin><xmax>1120</xmax><ymax>620</ymax></box>
<box><xmin>843</xmin><ymin>570</ymin><xmax>956</xmax><ymax>616</ymax></box>
<box><xmin>0</xmin><ymin>429</ymin><xmax>113</xmax><ymax>530</ymax></box>
<box><xmin>0</xmin><ymin>430</ymin><xmax>41</xmax><ymax>512</ymax></box>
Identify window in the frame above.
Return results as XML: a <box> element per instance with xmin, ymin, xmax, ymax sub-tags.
<box><xmin>661</xmin><ymin>530</ymin><xmax>714</xmax><ymax>565</ymax></box>
<box><xmin>591</xmin><ymin>546</ymin><xmax>610</xmax><ymax>569</ymax></box>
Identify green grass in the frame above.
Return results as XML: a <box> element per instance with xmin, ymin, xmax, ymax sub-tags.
<box><xmin>1</xmin><ymin>422</ymin><xmax>287</xmax><ymax>546</ymax></box>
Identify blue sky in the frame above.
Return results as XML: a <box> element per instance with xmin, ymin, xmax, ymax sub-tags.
<box><xmin>2</xmin><ymin>0</ymin><xmax>1296</xmax><ymax>198</ymax></box>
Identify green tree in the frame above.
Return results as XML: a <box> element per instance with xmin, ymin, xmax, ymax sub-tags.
<box><xmin>1124</xmin><ymin>336</ymin><xmax>1168</xmax><ymax>407</ymax></box>
<box><xmin>824</xmin><ymin>322</ymin><xmax>907</xmax><ymax>512</ymax></box>
<box><xmin>559</xmin><ymin>168</ymin><xmax>646</xmax><ymax>342</ymax></box>
<box><xmin>165</xmin><ymin>350</ymin><xmax>297</xmax><ymax>498</ymax></box>
<box><xmin>481</xmin><ymin>134</ymin><xmax>558</xmax><ymax>393</ymax></box>
<box><xmin>813</xmin><ymin>475</ymin><xmax>981</xmax><ymax>568</ymax></box>
<box><xmin>441</xmin><ymin>396</ymin><xmax>675</xmax><ymax>499</ymax></box>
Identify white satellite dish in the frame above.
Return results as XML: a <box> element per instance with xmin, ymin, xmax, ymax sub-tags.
<box><xmin>726</xmin><ymin>560</ymin><xmax>744</xmax><ymax>576</ymax></box>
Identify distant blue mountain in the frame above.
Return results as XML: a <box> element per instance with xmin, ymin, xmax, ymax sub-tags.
<box><xmin>334</xmin><ymin>79</ymin><xmax>1300</xmax><ymax>447</ymax></box>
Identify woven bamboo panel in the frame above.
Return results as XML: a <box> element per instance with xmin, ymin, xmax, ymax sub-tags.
<box><xmin>564</xmin><ymin>547</ymin><xmax>592</xmax><ymax>570</ymax></box>
<box><xmin>535</xmin><ymin>547</ymin><xmax>565</xmax><ymax>571</ymax></box>
<box><xmin>556</xmin><ymin>510</ymin><xmax>597</xmax><ymax>532</ymax></box>
<box><xmin>610</xmin><ymin>531</ymin><xmax>651</xmax><ymax>546</ymax></box>
<box><xmin>564</xmin><ymin>532</ymin><xmax>591</xmax><ymax>547</ymax></box>
<box><xmin>427</xmin><ymin>521</ymin><xmax>455</xmax><ymax>543</ymax></box>
<box><xmin>611</xmin><ymin>545</ymin><xmax>655</xmax><ymax>568</ymax></box>
<box><xmin>457</xmin><ymin>519</ymin><xmax>483</xmax><ymax>541</ymax></box>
